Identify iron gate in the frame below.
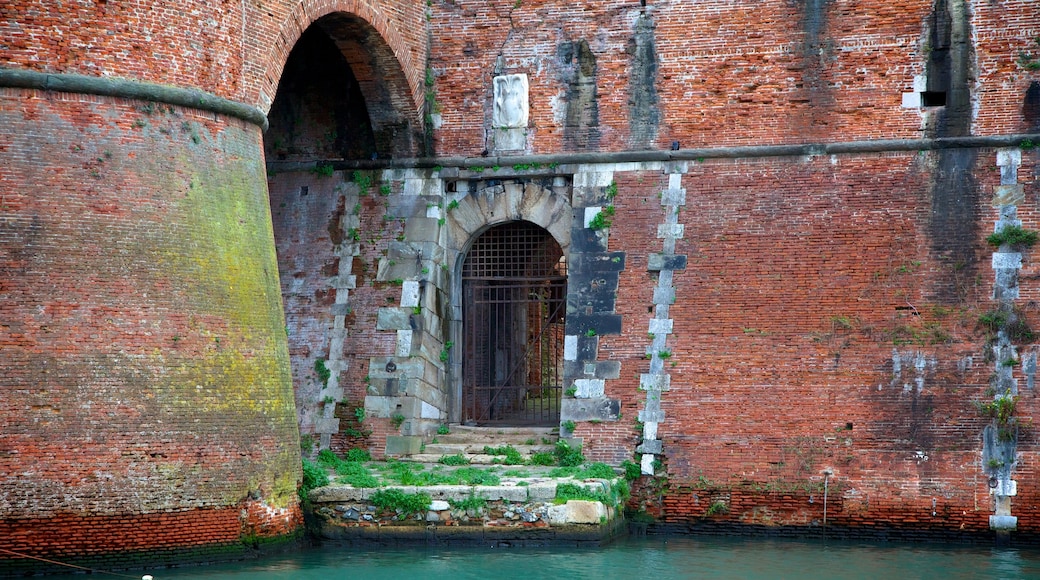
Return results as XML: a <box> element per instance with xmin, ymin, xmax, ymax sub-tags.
<box><xmin>462</xmin><ymin>222</ymin><xmax>566</xmax><ymax>426</ymax></box>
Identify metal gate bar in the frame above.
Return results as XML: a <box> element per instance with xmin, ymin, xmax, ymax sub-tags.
<box><xmin>461</xmin><ymin>222</ymin><xmax>566</xmax><ymax>427</ymax></box>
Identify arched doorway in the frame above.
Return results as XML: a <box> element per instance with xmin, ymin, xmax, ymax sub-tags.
<box><xmin>461</xmin><ymin>221</ymin><xmax>567</xmax><ymax>426</ymax></box>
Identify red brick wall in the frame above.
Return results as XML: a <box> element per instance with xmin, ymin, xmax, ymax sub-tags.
<box><xmin>594</xmin><ymin>148</ymin><xmax>1040</xmax><ymax>537</ymax></box>
<box><xmin>427</xmin><ymin>0</ymin><xmax>1038</xmax><ymax>154</ymax></box>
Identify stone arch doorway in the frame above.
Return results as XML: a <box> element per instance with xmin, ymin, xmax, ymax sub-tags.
<box><xmin>460</xmin><ymin>221</ymin><xmax>567</xmax><ymax>426</ymax></box>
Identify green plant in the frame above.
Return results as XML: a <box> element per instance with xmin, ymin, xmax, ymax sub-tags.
<box><xmin>484</xmin><ymin>445</ymin><xmax>524</xmax><ymax>465</ymax></box>
<box><xmin>528</xmin><ymin>451</ymin><xmax>556</xmax><ymax>466</ymax></box>
<box><xmin>438</xmin><ymin>453</ymin><xmax>470</xmax><ymax>466</ymax></box>
<box><xmin>588</xmin><ymin>205</ymin><xmax>616</xmax><ymax>230</ymax></box>
<box><xmin>987</xmin><ymin>458</ymin><xmax>1006</xmax><ymax>469</ymax></box>
<box><xmin>299</xmin><ymin>434</ymin><xmax>315</xmax><ymax>455</ymax></box>
<box><xmin>565</xmin><ymin>386</ymin><xmax>578</xmax><ymax>397</ymax></box>
<box><xmin>585</xmin><ymin>329</ymin><xmax>597</xmax><ymax>337</ymax></box>
<box><xmin>440</xmin><ymin>341</ymin><xmax>454</xmax><ymax>363</ymax></box>
<box><xmin>351</xmin><ymin>170</ymin><xmax>372</xmax><ymax>192</ymax></box>
<box><xmin>605</xmin><ymin>180</ymin><xmax>618</xmax><ymax>199</ymax></box>
<box><xmin>300</xmin><ymin>458</ymin><xmax>330</xmax><ymax>500</ymax></box>
<box><xmin>977</xmin><ymin>395</ymin><xmax>1018</xmax><ymax>425</ymax></box>
<box><xmin>705</xmin><ymin>500</ymin><xmax>729</xmax><ymax>516</ymax></box>
<box><xmin>561</xmin><ymin>420</ymin><xmax>576</xmax><ymax>434</ymax></box>
<box><xmin>348</xmin><ymin>227</ymin><xmax>360</xmax><ymax>242</ymax></box>
<box><xmin>986</xmin><ymin>225</ymin><xmax>1038</xmax><ymax>248</ymax></box>
<box><xmin>554</xmin><ymin>482</ymin><xmax>610</xmax><ymax>504</ymax></box>
<box><xmin>380</xmin><ymin>184</ymin><xmax>391</xmax><ymax>196</ymax></box>
<box><xmin>390</xmin><ymin>413</ymin><xmax>406</xmax><ymax>429</ymax></box>
<box><xmin>344</xmin><ymin>447</ymin><xmax>371</xmax><ymax>463</ymax></box>
<box><xmin>354</xmin><ymin>406</ymin><xmax>366</xmax><ymax>423</ymax></box>
<box><xmin>450</xmin><ymin>495</ymin><xmax>487</xmax><ymax>512</ymax></box>
<box><xmin>621</xmin><ymin>460</ymin><xmax>641</xmax><ymax>481</ymax></box>
<box><xmin>335</xmin><ymin>460</ymin><xmax>380</xmax><ymax>487</ymax></box>
<box><xmin>554</xmin><ymin>440</ymin><xmax>585</xmax><ymax>467</ymax></box>
<box><xmin>311</xmin><ymin>162</ymin><xmax>334</xmax><ymax>177</ymax></box>
<box><xmin>576</xmin><ymin>462</ymin><xmax>616</xmax><ymax>480</ymax></box>
<box><xmin>314</xmin><ymin>358</ymin><xmax>332</xmax><ymax>387</ymax></box>
<box><xmin>437</xmin><ymin>424</ymin><xmax>450</xmax><ymax>435</ymax></box>
<box><xmin>370</xmin><ymin>489</ymin><xmax>431</xmax><ymax>514</ymax></box>
<box><xmin>1021</xmin><ymin>139</ymin><xmax>1037</xmax><ymax>151</ymax></box>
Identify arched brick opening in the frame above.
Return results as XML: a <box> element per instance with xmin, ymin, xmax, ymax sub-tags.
<box><xmin>265</xmin><ymin>10</ymin><xmax>424</xmax><ymax>160</ymax></box>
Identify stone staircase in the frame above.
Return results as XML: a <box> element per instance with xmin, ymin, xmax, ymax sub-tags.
<box><xmin>404</xmin><ymin>425</ymin><xmax>559</xmax><ymax>464</ymax></box>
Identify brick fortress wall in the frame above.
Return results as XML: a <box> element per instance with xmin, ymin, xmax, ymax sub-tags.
<box><xmin>2</xmin><ymin>0</ymin><xmax>1040</xmax><ymax>567</ymax></box>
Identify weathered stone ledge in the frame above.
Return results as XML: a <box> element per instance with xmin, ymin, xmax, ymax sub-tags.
<box><xmin>308</xmin><ymin>478</ymin><xmax>624</xmax><ymax>543</ymax></box>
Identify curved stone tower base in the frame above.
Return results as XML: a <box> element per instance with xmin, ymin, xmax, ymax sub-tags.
<box><xmin>0</xmin><ymin>85</ymin><xmax>302</xmax><ymax>573</ymax></box>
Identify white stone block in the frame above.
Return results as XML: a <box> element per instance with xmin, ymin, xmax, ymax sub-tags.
<box><xmin>420</xmin><ymin>401</ymin><xmax>440</xmax><ymax>419</ymax></box>
<box><xmin>901</xmin><ymin>92</ymin><xmax>921</xmax><ymax>108</ymax></box>
<box><xmin>574</xmin><ymin>378</ymin><xmax>605</xmax><ymax>398</ymax></box>
<box><xmin>641</xmin><ymin>453</ymin><xmax>656</xmax><ymax>475</ymax></box>
<box><xmin>401</xmin><ymin>280</ymin><xmax>421</xmax><ymax>307</ymax></box>
<box><xmin>564</xmin><ymin>335</ymin><xmax>578</xmax><ymax>361</ymax></box>
<box><xmin>992</xmin><ymin>253</ymin><xmax>1022</xmax><ymax>269</ymax></box>
<box><xmin>643</xmin><ymin>421</ymin><xmax>658</xmax><ymax>441</ymax></box>
<box><xmin>430</xmin><ymin>500</ymin><xmax>450</xmax><ymax>511</ymax></box>
<box><xmin>997</xmin><ymin>148</ymin><xmax>1022</xmax><ymax>167</ymax></box>
<box><xmin>913</xmin><ymin>75</ymin><xmax>927</xmax><ymax>92</ymax></box>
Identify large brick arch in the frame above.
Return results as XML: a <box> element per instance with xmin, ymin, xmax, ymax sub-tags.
<box><xmin>261</xmin><ymin>0</ymin><xmax>425</xmax><ymax>157</ymax></box>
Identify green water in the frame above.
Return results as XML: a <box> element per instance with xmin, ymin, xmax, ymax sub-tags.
<box><xmin>56</xmin><ymin>536</ymin><xmax>1040</xmax><ymax>580</ymax></box>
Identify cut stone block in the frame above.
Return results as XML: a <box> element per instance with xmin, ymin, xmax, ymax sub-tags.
<box><xmin>385</xmin><ymin>436</ymin><xmax>422</xmax><ymax>456</ymax></box>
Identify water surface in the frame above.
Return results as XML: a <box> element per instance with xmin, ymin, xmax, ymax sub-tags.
<box><xmin>43</xmin><ymin>536</ymin><xmax>1040</xmax><ymax>579</ymax></box>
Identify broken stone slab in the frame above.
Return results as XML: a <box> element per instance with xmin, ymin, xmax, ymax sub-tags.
<box><xmin>547</xmin><ymin>500</ymin><xmax>607</xmax><ymax>525</ymax></box>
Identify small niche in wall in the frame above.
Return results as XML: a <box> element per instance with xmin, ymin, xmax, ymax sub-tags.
<box><xmin>921</xmin><ymin>91</ymin><xmax>947</xmax><ymax>107</ymax></box>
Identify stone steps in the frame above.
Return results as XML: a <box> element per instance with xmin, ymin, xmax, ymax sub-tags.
<box><xmin>403</xmin><ymin>424</ymin><xmax>560</xmax><ymax>464</ymax></box>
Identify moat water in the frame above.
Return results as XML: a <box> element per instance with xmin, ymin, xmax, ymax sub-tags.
<box><xmin>40</xmin><ymin>535</ymin><xmax>1040</xmax><ymax>579</ymax></box>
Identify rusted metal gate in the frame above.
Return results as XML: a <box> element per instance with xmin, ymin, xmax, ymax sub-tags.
<box><xmin>462</xmin><ymin>222</ymin><xmax>566</xmax><ymax>426</ymax></box>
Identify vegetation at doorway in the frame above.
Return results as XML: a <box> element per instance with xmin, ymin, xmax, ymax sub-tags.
<box><xmin>483</xmin><ymin>445</ymin><xmax>524</xmax><ymax>465</ymax></box>
<box><xmin>554</xmin><ymin>439</ymin><xmax>585</xmax><ymax>466</ymax></box>
<box><xmin>438</xmin><ymin>453</ymin><xmax>470</xmax><ymax>465</ymax></box>
<box><xmin>377</xmin><ymin>460</ymin><xmax>501</xmax><ymax>486</ymax></box>
<box><xmin>317</xmin><ymin>449</ymin><xmax>380</xmax><ymax>488</ymax></box>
